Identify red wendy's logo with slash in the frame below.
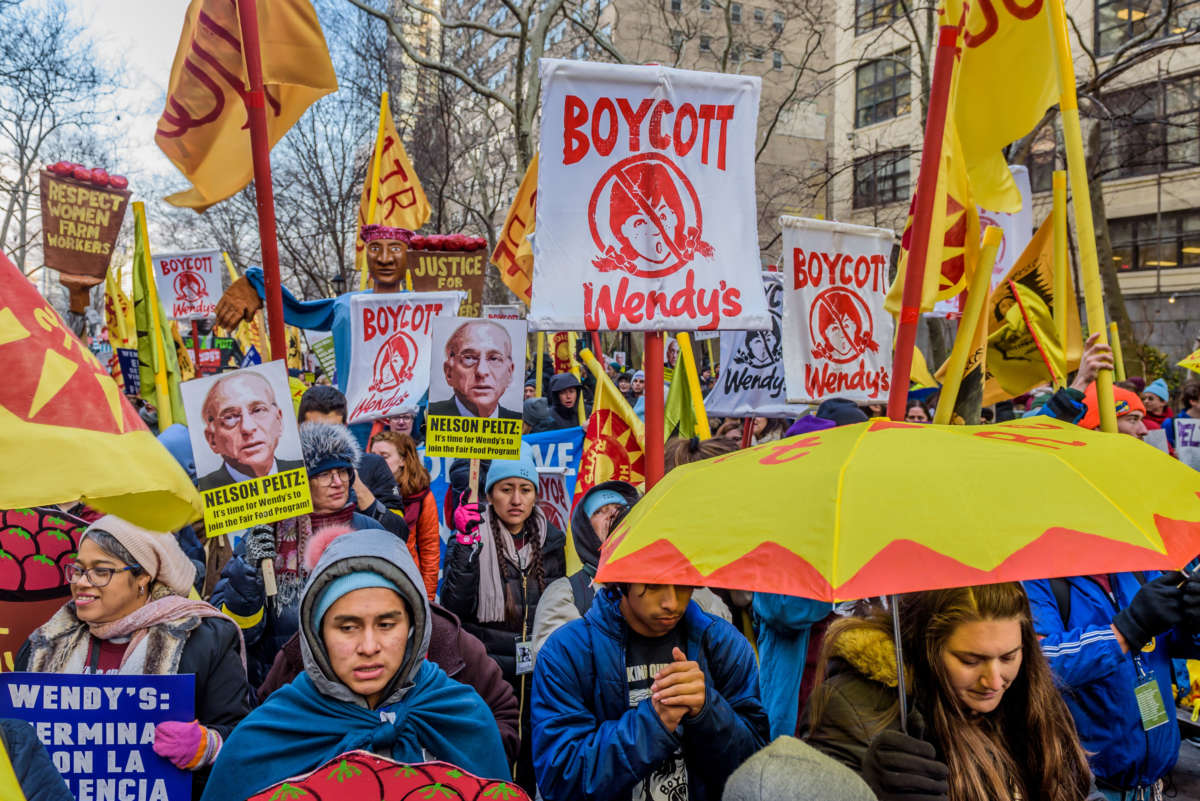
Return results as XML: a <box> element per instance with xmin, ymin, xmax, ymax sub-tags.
<box><xmin>369</xmin><ymin>329</ymin><xmax>419</xmax><ymax>393</ymax></box>
<box><xmin>808</xmin><ymin>287</ymin><xmax>878</xmax><ymax>364</ymax></box>
<box><xmin>588</xmin><ymin>153</ymin><xmax>712</xmax><ymax>278</ymax></box>
<box><xmin>172</xmin><ymin>271</ymin><xmax>207</xmax><ymax>303</ymax></box>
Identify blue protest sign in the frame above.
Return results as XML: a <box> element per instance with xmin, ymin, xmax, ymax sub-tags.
<box><xmin>0</xmin><ymin>672</ymin><xmax>194</xmax><ymax>801</ymax></box>
<box><xmin>116</xmin><ymin>348</ymin><xmax>140</xmax><ymax>393</ymax></box>
<box><xmin>241</xmin><ymin>345</ymin><xmax>262</xmax><ymax>367</ymax></box>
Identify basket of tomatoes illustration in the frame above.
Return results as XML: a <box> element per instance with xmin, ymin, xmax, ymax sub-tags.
<box><xmin>0</xmin><ymin>507</ymin><xmax>88</xmax><ymax>601</ymax></box>
<box><xmin>246</xmin><ymin>751</ymin><xmax>529</xmax><ymax>801</ymax></box>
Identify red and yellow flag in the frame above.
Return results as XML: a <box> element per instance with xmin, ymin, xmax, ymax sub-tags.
<box><xmin>155</xmin><ymin>0</ymin><xmax>337</xmax><ymax>210</ymax></box>
<box><xmin>576</xmin><ymin>350</ymin><xmax>646</xmax><ymax>503</ymax></box>
<box><xmin>0</xmin><ymin>252</ymin><xmax>202</xmax><ymax>530</ymax></box>
<box><xmin>948</xmin><ymin>0</ymin><xmax>1058</xmax><ymax>212</ymax></box>
<box><xmin>356</xmin><ymin>96</ymin><xmax>431</xmax><ymax>252</ymax></box>
<box><xmin>491</xmin><ymin>155</ymin><xmax>537</xmax><ymax>306</ymax></box>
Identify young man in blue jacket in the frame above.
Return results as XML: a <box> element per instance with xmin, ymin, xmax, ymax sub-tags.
<box><xmin>531</xmin><ymin>581</ymin><xmax>769</xmax><ymax>801</ymax></box>
<box><xmin>1026</xmin><ymin>332</ymin><xmax>1200</xmax><ymax>798</ymax></box>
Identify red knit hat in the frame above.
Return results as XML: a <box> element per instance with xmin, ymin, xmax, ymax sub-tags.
<box><xmin>1080</xmin><ymin>382</ymin><xmax>1146</xmax><ymax>430</ymax></box>
<box><xmin>361</xmin><ymin>224</ymin><xmax>413</xmax><ymax>243</ymax></box>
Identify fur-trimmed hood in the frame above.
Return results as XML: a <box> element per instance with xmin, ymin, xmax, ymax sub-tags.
<box><xmin>826</xmin><ymin>621</ymin><xmax>899</xmax><ymax>689</ymax></box>
<box><xmin>300</xmin><ymin>422</ymin><xmax>362</xmax><ymax>476</ymax></box>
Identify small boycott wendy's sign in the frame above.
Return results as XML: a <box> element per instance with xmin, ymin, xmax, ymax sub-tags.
<box><xmin>780</xmin><ymin>216</ymin><xmax>894</xmax><ymax>404</ymax></box>
<box><xmin>39</xmin><ymin>169</ymin><xmax>130</xmax><ymax>279</ymax></box>
<box><xmin>343</xmin><ymin>292</ymin><xmax>463</xmax><ymax>424</ymax></box>
<box><xmin>531</xmin><ymin>59</ymin><xmax>770</xmax><ymax>332</ymax></box>
<box><xmin>152</xmin><ymin>250</ymin><xmax>223</xmax><ymax>321</ymax></box>
<box><xmin>0</xmin><ymin>672</ymin><xmax>194</xmax><ymax>801</ymax></box>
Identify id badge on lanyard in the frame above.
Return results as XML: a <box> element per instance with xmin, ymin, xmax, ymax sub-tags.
<box><xmin>1132</xmin><ymin>655</ymin><xmax>1169</xmax><ymax>731</ymax></box>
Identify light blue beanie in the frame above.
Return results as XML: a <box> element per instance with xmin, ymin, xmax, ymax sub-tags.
<box><xmin>583</xmin><ymin>489</ymin><xmax>627</xmax><ymax>518</ymax></box>
<box><xmin>1145</xmin><ymin>378</ymin><xmax>1169</xmax><ymax>402</ymax></box>
<box><xmin>485</xmin><ymin>442</ymin><xmax>538</xmax><ymax>495</ymax></box>
<box><xmin>314</xmin><ymin>571</ymin><xmax>402</xmax><ymax>627</ymax></box>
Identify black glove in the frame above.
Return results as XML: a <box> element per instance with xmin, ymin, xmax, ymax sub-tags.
<box><xmin>861</xmin><ymin>713</ymin><xmax>949</xmax><ymax>801</ymax></box>
<box><xmin>243</xmin><ymin>525</ymin><xmax>276</xmax><ymax>569</ymax></box>
<box><xmin>1182</xmin><ymin>576</ymin><xmax>1200</xmax><ymax>632</ymax></box>
<box><xmin>1113</xmin><ymin>572</ymin><xmax>1184</xmax><ymax>652</ymax></box>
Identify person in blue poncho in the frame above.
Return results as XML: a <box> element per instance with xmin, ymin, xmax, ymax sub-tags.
<box><xmin>214</xmin><ymin>224</ymin><xmax>412</xmax><ymax>393</ymax></box>
<box><xmin>200</xmin><ymin>528</ymin><xmax>509</xmax><ymax>801</ymax></box>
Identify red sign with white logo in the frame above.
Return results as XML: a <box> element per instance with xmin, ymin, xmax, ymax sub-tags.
<box><xmin>531</xmin><ymin>59</ymin><xmax>769</xmax><ymax>332</ymax></box>
<box><xmin>344</xmin><ymin>292</ymin><xmax>463</xmax><ymax>424</ymax></box>
<box><xmin>781</xmin><ymin>217</ymin><xmax>895</xmax><ymax>404</ymax></box>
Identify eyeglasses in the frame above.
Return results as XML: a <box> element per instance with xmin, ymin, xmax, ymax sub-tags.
<box><xmin>212</xmin><ymin>402</ymin><xmax>276</xmax><ymax>430</ymax></box>
<box><xmin>65</xmin><ymin>563</ymin><xmax>139</xmax><ymax>587</ymax></box>
<box><xmin>311</xmin><ymin>468</ymin><xmax>351</xmax><ymax>487</ymax></box>
<box><xmin>452</xmin><ymin>351</ymin><xmax>510</xmax><ymax>369</ymax></box>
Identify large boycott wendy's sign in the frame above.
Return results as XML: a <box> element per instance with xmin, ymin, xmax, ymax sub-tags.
<box><xmin>343</xmin><ymin>292</ymin><xmax>463</xmax><ymax>424</ymax></box>
<box><xmin>780</xmin><ymin>216</ymin><xmax>894</xmax><ymax>404</ymax></box>
<box><xmin>0</xmin><ymin>672</ymin><xmax>193</xmax><ymax>801</ymax></box>
<box><xmin>531</xmin><ymin>59</ymin><xmax>770</xmax><ymax>332</ymax></box>
<box><xmin>152</xmin><ymin>250</ymin><xmax>223</xmax><ymax>320</ymax></box>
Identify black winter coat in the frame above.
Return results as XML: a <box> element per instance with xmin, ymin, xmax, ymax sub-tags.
<box><xmin>440</xmin><ymin>518</ymin><xmax>566</xmax><ymax>684</ymax></box>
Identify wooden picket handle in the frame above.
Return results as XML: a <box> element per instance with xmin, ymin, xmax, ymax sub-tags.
<box><xmin>468</xmin><ymin>459</ymin><xmax>481</xmax><ymax>504</ymax></box>
<box><xmin>261</xmin><ymin>559</ymin><xmax>277</xmax><ymax>597</ymax></box>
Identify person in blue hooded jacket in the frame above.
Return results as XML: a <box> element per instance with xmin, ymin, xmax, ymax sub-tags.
<box><xmin>200</xmin><ymin>528</ymin><xmax>509</xmax><ymax>801</ymax></box>
<box><xmin>531</xmin><ymin>582</ymin><xmax>768</xmax><ymax>801</ymax></box>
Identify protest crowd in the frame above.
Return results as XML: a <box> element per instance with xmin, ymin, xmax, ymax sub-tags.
<box><xmin>9</xmin><ymin>3</ymin><xmax>1200</xmax><ymax>801</ymax></box>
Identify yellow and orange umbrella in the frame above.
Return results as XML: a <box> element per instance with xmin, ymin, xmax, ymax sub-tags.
<box><xmin>0</xmin><ymin>253</ymin><xmax>202</xmax><ymax>531</ymax></box>
<box><xmin>597</xmin><ymin>417</ymin><xmax>1200</xmax><ymax>601</ymax></box>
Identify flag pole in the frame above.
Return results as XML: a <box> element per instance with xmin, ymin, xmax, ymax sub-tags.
<box><xmin>933</xmin><ymin>226</ymin><xmax>1002</xmax><ymax>424</ymax></box>
<box><xmin>1047</xmin><ymin>0</ymin><xmax>1116</xmax><ymax>432</ymax></box>
<box><xmin>134</xmin><ymin>202</ymin><xmax>173</xmax><ymax>428</ymax></box>
<box><xmin>644</xmin><ymin>332</ymin><xmax>665</xmax><ymax>488</ymax></box>
<box><xmin>360</xmin><ymin>91</ymin><xmax>389</xmax><ymax>290</ymax></box>
<box><xmin>235</xmin><ymin>0</ymin><xmax>287</xmax><ymax>363</ymax></box>
<box><xmin>676</xmin><ymin>333</ymin><xmax>712</xmax><ymax>438</ymax></box>
<box><xmin>886</xmin><ymin>24</ymin><xmax>961</xmax><ymax>422</ymax></box>
<box><xmin>535</xmin><ymin>331</ymin><xmax>545</xmax><ymax>397</ymax></box>
<box><xmin>1109</xmin><ymin>321</ymin><xmax>1126</xmax><ymax>380</ymax></box>
<box><xmin>1052</xmin><ymin>171</ymin><xmax>1069</xmax><ymax>357</ymax></box>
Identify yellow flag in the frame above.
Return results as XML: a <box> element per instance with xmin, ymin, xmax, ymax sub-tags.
<box><xmin>0</xmin><ymin>727</ymin><xmax>25</xmax><ymax>801</ymax></box>
<box><xmin>155</xmin><ymin>0</ymin><xmax>337</xmax><ymax>210</ymax></box>
<box><xmin>911</xmin><ymin>346</ymin><xmax>938</xmax><ymax>389</ymax></box>
<box><xmin>491</xmin><ymin>155</ymin><xmax>538</xmax><ymax>306</ymax></box>
<box><xmin>104</xmin><ymin>265</ymin><xmax>135</xmax><ymax>350</ymax></box>
<box><xmin>576</xmin><ymin>349</ymin><xmax>646</xmax><ymax>500</ymax></box>
<box><xmin>1179</xmin><ymin>348</ymin><xmax>1200</xmax><ymax>374</ymax></box>
<box><xmin>885</xmin><ymin>59</ymin><xmax>980</xmax><ymax>315</ymax></box>
<box><xmin>947</xmin><ymin>0</ymin><xmax>1058</xmax><ymax>212</ymax></box>
<box><xmin>981</xmin><ymin>217</ymin><xmax>1083</xmax><ymax>404</ymax></box>
<box><xmin>355</xmin><ymin>98</ymin><xmax>431</xmax><ymax>249</ymax></box>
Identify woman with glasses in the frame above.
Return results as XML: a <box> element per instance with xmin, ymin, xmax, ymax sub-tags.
<box><xmin>210</xmin><ymin>423</ymin><xmax>380</xmax><ymax>687</ymax></box>
<box><xmin>17</xmin><ymin>516</ymin><xmax>252</xmax><ymax>800</ymax></box>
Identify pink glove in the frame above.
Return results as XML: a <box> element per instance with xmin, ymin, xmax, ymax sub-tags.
<box><xmin>454</xmin><ymin>501</ymin><xmax>483</xmax><ymax>545</ymax></box>
<box><xmin>153</xmin><ymin>720</ymin><xmax>221</xmax><ymax>770</ymax></box>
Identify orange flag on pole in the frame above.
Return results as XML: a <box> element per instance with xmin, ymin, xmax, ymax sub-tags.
<box><xmin>491</xmin><ymin>155</ymin><xmax>538</xmax><ymax>306</ymax></box>
<box><xmin>155</xmin><ymin>0</ymin><xmax>337</xmax><ymax>210</ymax></box>
<box><xmin>355</xmin><ymin>93</ymin><xmax>431</xmax><ymax>252</ymax></box>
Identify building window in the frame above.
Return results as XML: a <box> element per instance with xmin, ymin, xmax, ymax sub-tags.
<box><xmin>1095</xmin><ymin>0</ymin><xmax>1200</xmax><ymax>56</ymax></box>
<box><xmin>670</xmin><ymin>0</ymin><xmax>681</xmax><ymax>12</ymax></box>
<box><xmin>731</xmin><ymin>44</ymin><xmax>742</xmax><ymax>62</ymax></box>
<box><xmin>1108</xmin><ymin>209</ymin><xmax>1200</xmax><ymax>272</ymax></box>
<box><xmin>853</xmin><ymin>150</ymin><xmax>910</xmax><ymax>208</ymax></box>
<box><xmin>773</xmin><ymin>9</ymin><xmax>784</xmax><ymax>31</ymax></box>
<box><xmin>1026</xmin><ymin>125</ymin><xmax>1058</xmax><ymax>194</ymax></box>
<box><xmin>750</xmin><ymin>46</ymin><xmax>764</xmax><ymax>60</ymax></box>
<box><xmin>1099</xmin><ymin>74</ymin><xmax>1200</xmax><ymax>180</ymax></box>
<box><xmin>671</xmin><ymin>29</ymin><xmax>685</xmax><ymax>52</ymax></box>
<box><xmin>855</xmin><ymin>49</ymin><xmax>911</xmax><ymax>128</ymax></box>
<box><xmin>773</xmin><ymin>50</ymin><xmax>783</xmax><ymax>70</ymax></box>
<box><xmin>753</xmin><ymin>6</ymin><xmax>765</xmax><ymax>23</ymax></box>
<box><xmin>855</xmin><ymin>0</ymin><xmax>902</xmax><ymax>33</ymax></box>
<box><xmin>731</xmin><ymin>2</ymin><xmax>742</xmax><ymax>22</ymax></box>
<box><xmin>700</xmin><ymin>0</ymin><xmax>711</xmax><ymax>11</ymax></box>
<box><xmin>700</xmin><ymin>34</ymin><xmax>712</xmax><ymax>52</ymax></box>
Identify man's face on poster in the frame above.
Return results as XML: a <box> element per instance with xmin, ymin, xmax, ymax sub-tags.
<box><xmin>443</xmin><ymin>322</ymin><xmax>514</xmax><ymax>417</ymax></box>
<box><xmin>366</xmin><ymin>238</ymin><xmax>408</xmax><ymax>288</ymax></box>
<box><xmin>202</xmin><ymin>373</ymin><xmax>284</xmax><ymax>477</ymax></box>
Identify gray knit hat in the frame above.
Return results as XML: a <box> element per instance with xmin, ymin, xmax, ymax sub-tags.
<box><xmin>722</xmin><ymin>737</ymin><xmax>876</xmax><ymax>801</ymax></box>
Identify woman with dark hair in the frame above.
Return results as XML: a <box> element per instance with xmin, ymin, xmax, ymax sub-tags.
<box><xmin>17</xmin><ymin>516</ymin><xmax>252</xmax><ymax>800</ymax></box>
<box><xmin>664</xmin><ymin>435</ymin><xmax>740</xmax><ymax>471</ymax></box>
<box><xmin>441</xmin><ymin>445</ymin><xmax>566</xmax><ymax>792</ymax></box>
<box><xmin>905</xmin><ymin>399</ymin><xmax>932</xmax><ymax>423</ymax></box>
<box><xmin>803</xmin><ymin>583</ymin><xmax>1102</xmax><ymax>801</ymax></box>
<box><xmin>369</xmin><ymin>430</ymin><xmax>439</xmax><ymax>599</ymax></box>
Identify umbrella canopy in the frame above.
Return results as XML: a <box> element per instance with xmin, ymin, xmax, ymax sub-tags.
<box><xmin>596</xmin><ymin>417</ymin><xmax>1200</xmax><ymax>601</ymax></box>
<box><xmin>0</xmin><ymin>254</ymin><xmax>202</xmax><ymax>531</ymax></box>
